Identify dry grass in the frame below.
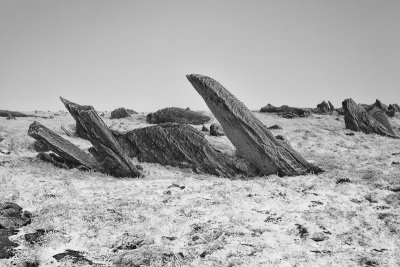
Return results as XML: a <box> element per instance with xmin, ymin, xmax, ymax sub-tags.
<box><xmin>0</xmin><ymin>111</ymin><xmax>399</xmax><ymax>266</ymax></box>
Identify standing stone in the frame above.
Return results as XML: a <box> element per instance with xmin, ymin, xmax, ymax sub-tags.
<box><xmin>186</xmin><ymin>74</ymin><xmax>323</xmax><ymax>177</ymax></box>
<box><xmin>60</xmin><ymin>98</ymin><xmax>142</xmax><ymax>178</ymax></box>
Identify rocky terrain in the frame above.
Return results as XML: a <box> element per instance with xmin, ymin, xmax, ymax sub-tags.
<box><xmin>1</xmin><ymin>104</ymin><xmax>400</xmax><ymax>266</ymax></box>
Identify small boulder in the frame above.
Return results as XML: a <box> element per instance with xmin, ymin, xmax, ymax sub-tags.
<box><xmin>110</xmin><ymin>107</ymin><xmax>131</xmax><ymax>119</ymax></box>
<box><xmin>210</xmin><ymin>123</ymin><xmax>225</xmax><ymax>136</ymax></box>
<box><xmin>53</xmin><ymin>250</ymin><xmax>93</xmax><ymax>265</ymax></box>
<box><xmin>0</xmin><ymin>202</ymin><xmax>32</xmax><ymax>230</ymax></box>
<box><xmin>268</xmin><ymin>125</ymin><xmax>282</xmax><ymax>130</ymax></box>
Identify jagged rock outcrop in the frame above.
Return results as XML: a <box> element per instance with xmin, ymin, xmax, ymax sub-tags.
<box><xmin>201</xmin><ymin>125</ymin><xmax>209</xmax><ymax>132</ymax></box>
<box><xmin>114</xmin><ymin>123</ymin><xmax>252</xmax><ymax>177</ymax></box>
<box><xmin>342</xmin><ymin>98</ymin><xmax>398</xmax><ymax>138</ymax></box>
<box><xmin>187</xmin><ymin>74</ymin><xmax>323</xmax><ymax>177</ymax></box>
<box><xmin>110</xmin><ymin>107</ymin><xmax>132</xmax><ymax>119</ymax></box>
<box><xmin>260</xmin><ymin>104</ymin><xmax>311</xmax><ymax>118</ymax></box>
<box><xmin>375</xmin><ymin>99</ymin><xmax>388</xmax><ymax>111</ymax></box>
<box><xmin>60</xmin><ymin>98</ymin><xmax>142</xmax><ymax>178</ymax></box>
<box><xmin>146</xmin><ymin>107</ymin><xmax>210</xmax><ymax>125</ymax></box>
<box><xmin>210</xmin><ymin>123</ymin><xmax>225</xmax><ymax>136</ymax></box>
<box><xmin>317</xmin><ymin>101</ymin><xmax>330</xmax><ymax>113</ymax></box>
<box><xmin>28</xmin><ymin>121</ymin><xmax>101</xmax><ymax>170</ymax></box>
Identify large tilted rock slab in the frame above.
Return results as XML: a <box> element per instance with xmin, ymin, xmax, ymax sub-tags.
<box><xmin>114</xmin><ymin>123</ymin><xmax>251</xmax><ymax>177</ymax></box>
<box><xmin>368</xmin><ymin>107</ymin><xmax>396</xmax><ymax>135</ymax></box>
<box><xmin>186</xmin><ymin>74</ymin><xmax>323</xmax><ymax>177</ymax></box>
<box><xmin>60</xmin><ymin>98</ymin><xmax>142</xmax><ymax>178</ymax></box>
<box><xmin>146</xmin><ymin>107</ymin><xmax>210</xmax><ymax>125</ymax></box>
<box><xmin>342</xmin><ymin>98</ymin><xmax>398</xmax><ymax>138</ymax></box>
<box><xmin>28</xmin><ymin>121</ymin><xmax>101</xmax><ymax>170</ymax></box>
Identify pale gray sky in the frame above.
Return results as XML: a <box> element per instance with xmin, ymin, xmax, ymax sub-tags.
<box><xmin>1</xmin><ymin>0</ymin><xmax>399</xmax><ymax>111</ymax></box>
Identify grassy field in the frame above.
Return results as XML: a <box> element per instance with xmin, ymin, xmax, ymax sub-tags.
<box><xmin>0</xmin><ymin>111</ymin><xmax>399</xmax><ymax>266</ymax></box>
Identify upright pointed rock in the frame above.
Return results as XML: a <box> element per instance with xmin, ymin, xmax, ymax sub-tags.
<box><xmin>186</xmin><ymin>74</ymin><xmax>322</xmax><ymax>177</ymax></box>
<box><xmin>60</xmin><ymin>97</ymin><xmax>142</xmax><ymax>178</ymax></box>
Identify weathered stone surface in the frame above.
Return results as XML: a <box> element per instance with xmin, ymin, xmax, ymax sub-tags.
<box><xmin>75</xmin><ymin>123</ymin><xmax>88</xmax><ymax>140</ymax></box>
<box><xmin>375</xmin><ymin>99</ymin><xmax>388</xmax><ymax>111</ymax></box>
<box><xmin>28</xmin><ymin>121</ymin><xmax>101</xmax><ymax>170</ymax></box>
<box><xmin>115</xmin><ymin>123</ymin><xmax>251</xmax><ymax>177</ymax></box>
<box><xmin>342</xmin><ymin>98</ymin><xmax>398</xmax><ymax>138</ymax></box>
<box><xmin>61</xmin><ymin>98</ymin><xmax>142</xmax><ymax>178</ymax></box>
<box><xmin>368</xmin><ymin>107</ymin><xmax>396</xmax><ymax>135</ymax></box>
<box><xmin>187</xmin><ymin>74</ymin><xmax>323</xmax><ymax>177</ymax></box>
<box><xmin>0</xmin><ymin>229</ymin><xmax>18</xmax><ymax>259</ymax></box>
<box><xmin>210</xmin><ymin>123</ymin><xmax>225</xmax><ymax>136</ymax></box>
<box><xmin>260</xmin><ymin>104</ymin><xmax>311</xmax><ymax>118</ymax></box>
<box><xmin>0</xmin><ymin>202</ymin><xmax>31</xmax><ymax>259</ymax></box>
<box><xmin>317</xmin><ymin>101</ymin><xmax>330</xmax><ymax>113</ymax></box>
<box><xmin>201</xmin><ymin>125</ymin><xmax>209</xmax><ymax>132</ymax></box>
<box><xmin>146</xmin><ymin>107</ymin><xmax>210</xmax><ymax>125</ymax></box>
<box><xmin>0</xmin><ymin>202</ymin><xmax>31</xmax><ymax>230</ymax></box>
<box><xmin>110</xmin><ymin>107</ymin><xmax>131</xmax><ymax>119</ymax></box>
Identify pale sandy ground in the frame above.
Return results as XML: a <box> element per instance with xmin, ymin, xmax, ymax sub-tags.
<box><xmin>0</xmin><ymin>110</ymin><xmax>399</xmax><ymax>266</ymax></box>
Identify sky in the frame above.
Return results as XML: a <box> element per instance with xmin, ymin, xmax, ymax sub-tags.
<box><xmin>0</xmin><ymin>0</ymin><xmax>399</xmax><ymax>112</ymax></box>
